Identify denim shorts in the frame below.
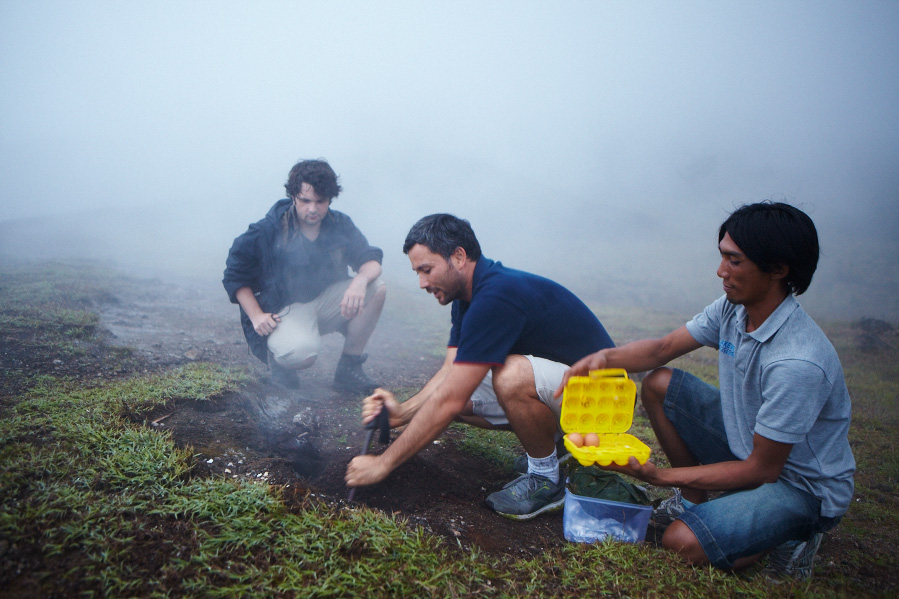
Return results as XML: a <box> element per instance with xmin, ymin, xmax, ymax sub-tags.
<box><xmin>664</xmin><ymin>369</ymin><xmax>837</xmax><ymax>569</ymax></box>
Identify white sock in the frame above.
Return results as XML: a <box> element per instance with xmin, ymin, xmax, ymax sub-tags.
<box><xmin>527</xmin><ymin>449</ymin><xmax>559</xmax><ymax>484</ymax></box>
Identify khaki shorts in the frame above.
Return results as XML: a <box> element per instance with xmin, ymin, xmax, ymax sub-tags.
<box><xmin>267</xmin><ymin>277</ymin><xmax>384</xmax><ymax>369</ymax></box>
<box><xmin>470</xmin><ymin>355</ymin><xmax>568</xmax><ymax>436</ymax></box>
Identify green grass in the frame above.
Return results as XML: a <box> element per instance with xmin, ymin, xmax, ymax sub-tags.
<box><xmin>1</xmin><ymin>260</ymin><xmax>895</xmax><ymax>598</ymax></box>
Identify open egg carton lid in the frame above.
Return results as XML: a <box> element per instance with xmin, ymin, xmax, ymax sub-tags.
<box><xmin>560</xmin><ymin>368</ymin><xmax>651</xmax><ymax>467</ymax></box>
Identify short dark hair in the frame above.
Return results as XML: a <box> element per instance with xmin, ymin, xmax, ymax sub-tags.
<box><xmin>718</xmin><ymin>201</ymin><xmax>819</xmax><ymax>295</ymax></box>
<box><xmin>403</xmin><ymin>214</ymin><xmax>482</xmax><ymax>261</ymax></box>
<box><xmin>284</xmin><ymin>159</ymin><xmax>342</xmax><ymax>199</ymax></box>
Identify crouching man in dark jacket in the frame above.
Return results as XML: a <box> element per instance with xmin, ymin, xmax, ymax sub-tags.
<box><xmin>223</xmin><ymin>159</ymin><xmax>386</xmax><ymax>393</ymax></box>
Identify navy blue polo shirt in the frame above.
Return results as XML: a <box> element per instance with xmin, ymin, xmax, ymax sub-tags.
<box><xmin>449</xmin><ymin>257</ymin><xmax>614</xmax><ymax>365</ymax></box>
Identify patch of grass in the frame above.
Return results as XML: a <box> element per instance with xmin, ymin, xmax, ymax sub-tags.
<box><xmin>0</xmin><ymin>261</ymin><xmax>128</xmax><ymax>320</ymax></box>
<box><xmin>0</xmin><ymin>261</ymin><xmax>146</xmax><ymax>389</ymax></box>
<box><xmin>162</xmin><ymin>484</ymin><xmax>495</xmax><ymax>598</ymax></box>
<box><xmin>451</xmin><ymin>424</ymin><xmax>521</xmax><ymax>470</ymax></box>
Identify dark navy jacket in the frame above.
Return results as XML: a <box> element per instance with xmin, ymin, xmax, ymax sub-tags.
<box><xmin>223</xmin><ymin>199</ymin><xmax>383</xmax><ymax>363</ymax></box>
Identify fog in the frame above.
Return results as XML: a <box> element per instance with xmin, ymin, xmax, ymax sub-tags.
<box><xmin>1</xmin><ymin>1</ymin><xmax>897</xmax><ymax>321</ymax></box>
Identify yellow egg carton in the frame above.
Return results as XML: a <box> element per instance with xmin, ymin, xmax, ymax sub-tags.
<box><xmin>560</xmin><ymin>368</ymin><xmax>651</xmax><ymax>467</ymax></box>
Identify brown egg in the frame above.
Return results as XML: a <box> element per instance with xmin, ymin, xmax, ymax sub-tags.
<box><xmin>583</xmin><ymin>432</ymin><xmax>601</xmax><ymax>447</ymax></box>
<box><xmin>566</xmin><ymin>432</ymin><xmax>585</xmax><ymax>447</ymax></box>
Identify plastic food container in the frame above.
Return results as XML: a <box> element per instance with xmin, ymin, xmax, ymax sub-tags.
<box><xmin>560</xmin><ymin>368</ymin><xmax>651</xmax><ymax>466</ymax></box>
<box><xmin>563</xmin><ymin>488</ymin><xmax>652</xmax><ymax>544</ymax></box>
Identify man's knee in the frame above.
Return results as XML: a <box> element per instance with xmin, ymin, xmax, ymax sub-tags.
<box><xmin>271</xmin><ymin>348</ymin><xmax>318</xmax><ymax>370</ymax></box>
<box><xmin>662</xmin><ymin>520</ymin><xmax>709</xmax><ymax>566</ymax></box>
<box><xmin>641</xmin><ymin>367</ymin><xmax>673</xmax><ymax>409</ymax></box>
<box><xmin>491</xmin><ymin>355</ymin><xmax>534</xmax><ymax>404</ymax></box>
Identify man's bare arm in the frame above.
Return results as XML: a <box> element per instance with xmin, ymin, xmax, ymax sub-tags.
<box><xmin>365</xmin><ymin>348</ymin><xmax>458</xmax><ymax>427</ymax></box>
<box><xmin>556</xmin><ymin>326</ymin><xmax>702</xmax><ymax>397</ymax></box>
<box><xmin>346</xmin><ymin>360</ymin><xmax>489</xmax><ymax>487</ymax></box>
<box><xmin>606</xmin><ymin>433</ymin><xmax>793</xmax><ymax>492</ymax></box>
<box><xmin>235</xmin><ymin>286</ymin><xmax>280</xmax><ymax>336</ymax></box>
<box><xmin>340</xmin><ymin>260</ymin><xmax>382</xmax><ymax>319</ymax></box>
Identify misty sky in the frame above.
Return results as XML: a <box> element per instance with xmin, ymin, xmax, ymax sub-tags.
<box><xmin>1</xmin><ymin>1</ymin><xmax>897</xmax><ymax>319</ymax></box>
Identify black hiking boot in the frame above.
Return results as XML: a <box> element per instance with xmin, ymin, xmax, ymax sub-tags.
<box><xmin>333</xmin><ymin>353</ymin><xmax>378</xmax><ymax>395</ymax></box>
<box><xmin>270</xmin><ymin>361</ymin><xmax>300</xmax><ymax>390</ymax></box>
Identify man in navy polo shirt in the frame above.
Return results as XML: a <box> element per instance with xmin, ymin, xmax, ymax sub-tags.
<box><xmin>345</xmin><ymin>213</ymin><xmax>615</xmax><ymax>519</ymax></box>
<box><xmin>558</xmin><ymin>202</ymin><xmax>855</xmax><ymax>580</ymax></box>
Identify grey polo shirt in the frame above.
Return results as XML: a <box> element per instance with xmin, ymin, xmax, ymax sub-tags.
<box><xmin>686</xmin><ymin>294</ymin><xmax>855</xmax><ymax>518</ymax></box>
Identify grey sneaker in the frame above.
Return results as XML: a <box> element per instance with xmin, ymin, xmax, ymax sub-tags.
<box><xmin>485</xmin><ymin>473</ymin><xmax>565</xmax><ymax>520</ymax></box>
<box><xmin>651</xmin><ymin>488</ymin><xmax>687</xmax><ymax>530</ymax></box>
<box><xmin>512</xmin><ymin>438</ymin><xmax>571</xmax><ymax>474</ymax></box>
<box><xmin>762</xmin><ymin>532</ymin><xmax>824</xmax><ymax>581</ymax></box>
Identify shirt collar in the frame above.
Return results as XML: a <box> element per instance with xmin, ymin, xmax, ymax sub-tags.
<box><xmin>470</xmin><ymin>256</ymin><xmax>495</xmax><ymax>295</ymax></box>
<box><xmin>746</xmin><ymin>294</ymin><xmax>799</xmax><ymax>342</ymax></box>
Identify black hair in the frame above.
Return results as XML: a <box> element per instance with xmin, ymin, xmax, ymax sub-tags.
<box><xmin>403</xmin><ymin>214</ymin><xmax>482</xmax><ymax>261</ymax></box>
<box><xmin>284</xmin><ymin>159</ymin><xmax>342</xmax><ymax>199</ymax></box>
<box><xmin>718</xmin><ymin>201</ymin><xmax>819</xmax><ymax>295</ymax></box>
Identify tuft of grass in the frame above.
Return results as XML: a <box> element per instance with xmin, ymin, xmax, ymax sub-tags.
<box><xmin>0</xmin><ymin>261</ymin><xmax>147</xmax><ymax>388</ymax></box>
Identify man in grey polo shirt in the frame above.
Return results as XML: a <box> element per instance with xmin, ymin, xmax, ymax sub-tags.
<box><xmin>557</xmin><ymin>201</ymin><xmax>854</xmax><ymax>580</ymax></box>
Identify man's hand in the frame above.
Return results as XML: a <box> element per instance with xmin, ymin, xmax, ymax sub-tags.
<box><xmin>601</xmin><ymin>456</ymin><xmax>661</xmax><ymax>485</ymax></box>
<box><xmin>554</xmin><ymin>350</ymin><xmax>609</xmax><ymax>398</ymax></box>
<box><xmin>363</xmin><ymin>388</ymin><xmax>404</xmax><ymax>428</ymax></box>
<box><xmin>250</xmin><ymin>312</ymin><xmax>281</xmax><ymax>336</ymax></box>
<box><xmin>345</xmin><ymin>454</ymin><xmax>392</xmax><ymax>487</ymax></box>
<box><xmin>340</xmin><ymin>277</ymin><xmax>368</xmax><ymax>319</ymax></box>
<box><xmin>235</xmin><ymin>287</ymin><xmax>281</xmax><ymax>336</ymax></box>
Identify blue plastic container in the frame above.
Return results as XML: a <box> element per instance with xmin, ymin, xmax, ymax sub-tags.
<box><xmin>563</xmin><ymin>488</ymin><xmax>652</xmax><ymax>544</ymax></box>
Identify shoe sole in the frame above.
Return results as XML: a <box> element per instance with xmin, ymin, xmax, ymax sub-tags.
<box><xmin>492</xmin><ymin>496</ymin><xmax>566</xmax><ymax>521</ymax></box>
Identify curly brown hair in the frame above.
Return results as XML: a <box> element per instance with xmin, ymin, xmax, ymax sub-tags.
<box><xmin>284</xmin><ymin>159</ymin><xmax>342</xmax><ymax>200</ymax></box>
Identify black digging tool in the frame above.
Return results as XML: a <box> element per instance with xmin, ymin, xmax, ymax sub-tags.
<box><xmin>347</xmin><ymin>408</ymin><xmax>391</xmax><ymax>502</ymax></box>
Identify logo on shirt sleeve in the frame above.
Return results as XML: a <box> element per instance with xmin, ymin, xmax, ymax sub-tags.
<box><xmin>719</xmin><ymin>340</ymin><xmax>736</xmax><ymax>358</ymax></box>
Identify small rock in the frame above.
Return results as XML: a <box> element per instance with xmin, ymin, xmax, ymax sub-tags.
<box><xmin>292</xmin><ymin>407</ymin><xmax>315</xmax><ymax>428</ymax></box>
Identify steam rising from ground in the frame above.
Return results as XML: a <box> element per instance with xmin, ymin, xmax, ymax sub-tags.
<box><xmin>1</xmin><ymin>2</ymin><xmax>897</xmax><ymax>322</ymax></box>
<box><xmin>1</xmin><ymin>199</ymin><xmax>896</xmax><ymax>324</ymax></box>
